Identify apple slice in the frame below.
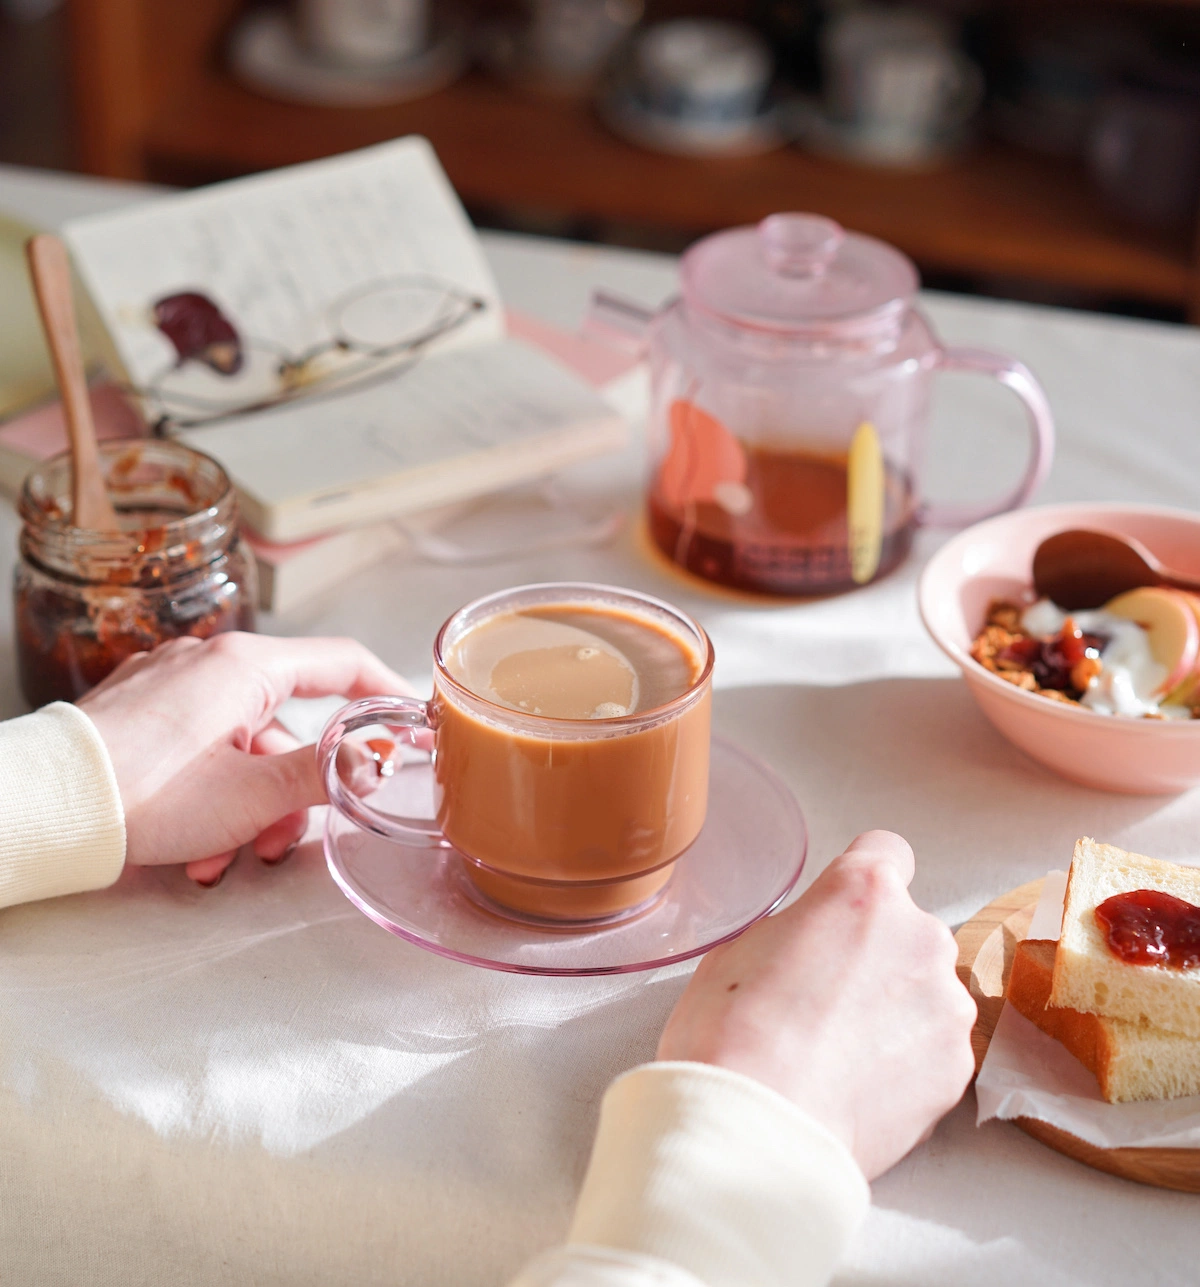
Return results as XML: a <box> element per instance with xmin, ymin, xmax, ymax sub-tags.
<box><xmin>1164</xmin><ymin>590</ymin><xmax>1200</xmax><ymax>706</ymax></box>
<box><xmin>1105</xmin><ymin>587</ymin><xmax>1200</xmax><ymax>697</ymax></box>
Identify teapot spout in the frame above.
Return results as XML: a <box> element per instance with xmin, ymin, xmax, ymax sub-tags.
<box><xmin>583</xmin><ymin>290</ymin><xmax>656</xmax><ymax>355</ymax></box>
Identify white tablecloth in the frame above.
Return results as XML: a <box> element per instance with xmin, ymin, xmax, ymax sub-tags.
<box><xmin>1</xmin><ymin>165</ymin><xmax>1198</xmax><ymax>1285</ymax></box>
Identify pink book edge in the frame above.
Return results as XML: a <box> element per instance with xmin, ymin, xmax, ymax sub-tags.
<box><xmin>0</xmin><ymin>382</ymin><xmax>145</xmax><ymax>457</ymax></box>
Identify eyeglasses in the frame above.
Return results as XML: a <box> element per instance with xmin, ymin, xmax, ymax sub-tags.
<box><xmin>134</xmin><ymin>275</ymin><xmax>488</xmax><ymax>432</ymax></box>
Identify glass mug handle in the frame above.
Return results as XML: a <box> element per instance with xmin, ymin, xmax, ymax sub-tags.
<box><xmin>920</xmin><ymin>346</ymin><xmax>1055</xmax><ymax>529</ymax></box>
<box><xmin>317</xmin><ymin>695</ymin><xmax>450</xmax><ymax>849</ymax></box>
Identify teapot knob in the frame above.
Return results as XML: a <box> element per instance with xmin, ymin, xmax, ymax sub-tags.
<box><xmin>759</xmin><ymin>214</ymin><xmax>844</xmax><ymax>278</ymax></box>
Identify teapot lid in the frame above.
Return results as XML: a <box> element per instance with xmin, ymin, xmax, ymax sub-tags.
<box><xmin>680</xmin><ymin>213</ymin><xmax>918</xmax><ymax>335</ymax></box>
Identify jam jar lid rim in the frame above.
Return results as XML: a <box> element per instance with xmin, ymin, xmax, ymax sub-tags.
<box><xmin>18</xmin><ymin>441</ymin><xmax>237</xmax><ymax>540</ymax></box>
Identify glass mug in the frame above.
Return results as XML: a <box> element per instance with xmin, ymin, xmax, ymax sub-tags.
<box><xmin>318</xmin><ymin>583</ymin><xmax>714</xmax><ymax>925</ymax></box>
<box><xmin>588</xmin><ymin>213</ymin><xmax>1056</xmax><ymax>596</ymax></box>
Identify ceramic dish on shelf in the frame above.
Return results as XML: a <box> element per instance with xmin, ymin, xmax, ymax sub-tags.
<box><xmin>325</xmin><ymin>736</ymin><xmax>807</xmax><ymax>975</ymax></box>
<box><xmin>599</xmin><ymin>88</ymin><xmax>790</xmax><ymax>157</ymax></box>
<box><xmin>792</xmin><ymin>98</ymin><xmax>973</xmax><ymax>169</ymax></box>
<box><xmin>228</xmin><ymin>6</ymin><xmax>466</xmax><ymax>108</ymax></box>
<box><xmin>919</xmin><ymin>502</ymin><xmax>1200</xmax><ymax>794</ymax></box>
<box><xmin>600</xmin><ymin>18</ymin><xmax>787</xmax><ymax>158</ymax></box>
<box><xmin>476</xmin><ymin>1</ymin><xmax>641</xmax><ymax>99</ymax></box>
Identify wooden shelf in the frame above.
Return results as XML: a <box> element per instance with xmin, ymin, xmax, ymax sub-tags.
<box><xmin>65</xmin><ymin>0</ymin><xmax>1200</xmax><ymax>318</ymax></box>
<box><xmin>142</xmin><ymin>69</ymin><xmax>1194</xmax><ymax>310</ymax></box>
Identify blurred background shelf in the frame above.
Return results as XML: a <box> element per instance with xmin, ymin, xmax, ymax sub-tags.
<box><xmin>139</xmin><ymin>69</ymin><xmax>1195</xmax><ymax>312</ymax></box>
<box><xmin>5</xmin><ymin>0</ymin><xmax>1193</xmax><ymax>321</ymax></box>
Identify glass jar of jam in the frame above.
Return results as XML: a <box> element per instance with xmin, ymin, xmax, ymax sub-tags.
<box><xmin>14</xmin><ymin>439</ymin><xmax>257</xmax><ymax>707</ymax></box>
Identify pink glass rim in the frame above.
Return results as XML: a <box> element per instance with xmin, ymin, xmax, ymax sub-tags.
<box><xmin>325</xmin><ymin>861</ymin><xmax>801</xmax><ymax>976</ymax></box>
<box><xmin>430</xmin><ymin>580</ymin><xmax>715</xmax><ymax>732</ymax></box>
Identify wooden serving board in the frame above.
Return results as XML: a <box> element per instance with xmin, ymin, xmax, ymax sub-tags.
<box><xmin>955</xmin><ymin>879</ymin><xmax>1200</xmax><ymax>1194</ymax></box>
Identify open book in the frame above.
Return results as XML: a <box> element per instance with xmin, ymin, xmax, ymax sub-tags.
<box><xmin>62</xmin><ymin>139</ymin><xmax>628</xmax><ymax>542</ymax></box>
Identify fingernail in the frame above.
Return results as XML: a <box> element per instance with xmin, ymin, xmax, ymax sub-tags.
<box><xmin>261</xmin><ymin>841</ymin><xmax>298</xmax><ymax>867</ymax></box>
<box><xmin>195</xmin><ymin>869</ymin><xmax>226</xmax><ymax>888</ymax></box>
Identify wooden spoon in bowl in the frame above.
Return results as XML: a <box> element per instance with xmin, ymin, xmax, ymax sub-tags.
<box><xmin>1033</xmin><ymin>528</ymin><xmax>1200</xmax><ymax>610</ymax></box>
<box><xmin>24</xmin><ymin>233</ymin><xmax>120</xmax><ymax>531</ymax></box>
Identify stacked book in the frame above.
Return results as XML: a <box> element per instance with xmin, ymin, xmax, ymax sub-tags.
<box><xmin>0</xmin><ymin>139</ymin><xmax>636</xmax><ymax>611</ymax></box>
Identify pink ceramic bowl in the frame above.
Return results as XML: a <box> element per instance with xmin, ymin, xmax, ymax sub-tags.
<box><xmin>919</xmin><ymin>502</ymin><xmax>1200</xmax><ymax>795</ymax></box>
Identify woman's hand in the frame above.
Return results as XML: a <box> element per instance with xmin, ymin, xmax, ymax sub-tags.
<box><xmin>657</xmin><ymin>830</ymin><xmax>976</xmax><ymax>1181</ymax></box>
<box><xmin>77</xmin><ymin>632</ymin><xmax>410</xmax><ymax>886</ymax></box>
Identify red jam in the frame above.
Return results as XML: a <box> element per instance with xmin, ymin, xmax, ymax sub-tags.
<box><xmin>1094</xmin><ymin>889</ymin><xmax>1200</xmax><ymax>970</ymax></box>
<box><xmin>999</xmin><ymin>617</ymin><xmax>1106</xmax><ymax>691</ymax></box>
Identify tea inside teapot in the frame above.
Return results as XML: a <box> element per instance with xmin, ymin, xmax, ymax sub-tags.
<box><xmin>648</xmin><ymin>398</ymin><xmax>916</xmax><ymax>595</ymax></box>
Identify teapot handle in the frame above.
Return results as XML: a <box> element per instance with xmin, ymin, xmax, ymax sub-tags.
<box><xmin>920</xmin><ymin>347</ymin><xmax>1055</xmax><ymax>529</ymax></box>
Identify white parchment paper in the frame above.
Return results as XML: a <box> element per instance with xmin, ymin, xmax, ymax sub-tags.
<box><xmin>975</xmin><ymin>870</ymin><xmax>1200</xmax><ymax>1149</ymax></box>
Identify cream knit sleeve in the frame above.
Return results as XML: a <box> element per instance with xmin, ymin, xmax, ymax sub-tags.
<box><xmin>0</xmin><ymin>702</ymin><xmax>126</xmax><ymax>910</ymax></box>
<box><xmin>510</xmin><ymin>1061</ymin><xmax>870</xmax><ymax>1287</ymax></box>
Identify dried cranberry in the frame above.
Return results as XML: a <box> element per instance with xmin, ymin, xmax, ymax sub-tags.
<box><xmin>999</xmin><ymin>636</ymin><xmax>1042</xmax><ymax>666</ymax></box>
<box><xmin>1032</xmin><ymin>636</ymin><xmax>1075</xmax><ymax>690</ymax></box>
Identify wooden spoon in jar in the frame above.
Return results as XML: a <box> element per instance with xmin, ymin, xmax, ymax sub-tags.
<box><xmin>1032</xmin><ymin>528</ymin><xmax>1200</xmax><ymax>610</ymax></box>
<box><xmin>24</xmin><ymin>233</ymin><xmax>120</xmax><ymax>531</ymax></box>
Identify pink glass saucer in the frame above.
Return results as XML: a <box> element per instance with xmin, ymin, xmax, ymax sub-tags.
<box><xmin>324</xmin><ymin>737</ymin><xmax>807</xmax><ymax>975</ymax></box>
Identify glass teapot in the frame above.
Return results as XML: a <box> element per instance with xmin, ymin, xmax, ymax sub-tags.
<box><xmin>590</xmin><ymin>213</ymin><xmax>1055</xmax><ymax>595</ymax></box>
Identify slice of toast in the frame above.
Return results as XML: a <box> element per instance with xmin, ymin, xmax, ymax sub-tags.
<box><xmin>1049</xmin><ymin>838</ymin><xmax>1200</xmax><ymax>1038</ymax></box>
<box><xmin>1008</xmin><ymin>939</ymin><xmax>1200</xmax><ymax>1103</ymax></box>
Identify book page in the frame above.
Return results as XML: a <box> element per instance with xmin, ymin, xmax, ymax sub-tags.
<box><xmin>63</xmin><ymin>139</ymin><xmax>504</xmax><ymax>413</ymax></box>
<box><xmin>175</xmin><ymin>338</ymin><xmax>621</xmax><ymax>509</ymax></box>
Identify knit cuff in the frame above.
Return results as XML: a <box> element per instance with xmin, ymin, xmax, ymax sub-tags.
<box><xmin>568</xmin><ymin>1062</ymin><xmax>869</xmax><ymax>1287</ymax></box>
<box><xmin>0</xmin><ymin>702</ymin><xmax>126</xmax><ymax>909</ymax></box>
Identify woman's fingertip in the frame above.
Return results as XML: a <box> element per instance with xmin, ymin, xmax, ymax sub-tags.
<box><xmin>186</xmin><ymin>852</ymin><xmax>236</xmax><ymax>885</ymax></box>
<box><xmin>261</xmin><ymin>841</ymin><xmax>299</xmax><ymax>867</ymax></box>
